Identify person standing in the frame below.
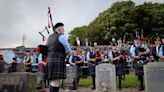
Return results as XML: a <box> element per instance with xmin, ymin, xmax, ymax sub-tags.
<box><xmin>24</xmin><ymin>51</ymin><xmax>32</xmax><ymax>72</ymax></box>
<box><xmin>74</xmin><ymin>37</ymin><xmax>82</xmax><ymax>46</ymax></box>
<box><xmin>83</xmin><ymin>38</ymin><xmax>90</xmax><ymax>46</ymax></box>
<box><xmin>36</xmin><ymin>45</ymin><xmax>49</xmax><ymax>88</ymax></box>
<box><xmin>158</xmin><ymin>37</ymin><xmax>164</xmax><ymax>62</ymax></box>
<box><xmin>8</xmin><ymin>53</ymin><xmax>20</xmax><ymax>73</ymax></box>
<box><xmin>108</xmin><ymin>45</ymin><xmax>125</xmax><ymax>89</ymax></box>
<box><xmin>130</xmin><ymin>38</ymin><xmax>150</xmax><ymax>90</ymax></box>
<box><xmin>87</xmin><ymin>45</ymin><xmax>101</xmax><ymax>90</ymax></box>
<box><xmin>31</xmin><ymin>52</ymin><xmax>39</xmax><ymax>73</ymax></box>
<box><xmin>152</xmin><ymin>39</ymin><xmax>161</xmax><ymax>62</ymax></box>
<box><xmin>68</xmin><ymin>48</ymin><xmax>83</xmax><ymax>89</ymax></box>
<box><xmin>46</xmin><ymin>22</ymin><xmax>72</xmax><ymax>92</ymax></box>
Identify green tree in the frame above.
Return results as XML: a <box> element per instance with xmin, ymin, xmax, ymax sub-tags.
<box><xmin>68</xmin><ymin>1</ymin><xmax>164</xmax><ymax>45</ymax></box>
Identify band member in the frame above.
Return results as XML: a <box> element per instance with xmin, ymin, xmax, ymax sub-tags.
<box><xmin>31</xmin><ymin>52</ymin><xmax>39</xmax><ymax>73</ymax></box>
<box><xmin>117</xmin><ymin>38</ymin><xmax>129</xmax><ymax>52</ymax></box>
<box><xmin>68</xmin><ymin>48</ymin><xmax>83</xmax><ymax>89</ymax></box>
<box><xmin>87</xmin><ymin>45</ymin><xmax>101</xmax><ymax>90</ymax></box>
<box><xmin>46</xmin><ymin>22</ymin><xmax>72</xmax><ymax>92</ymax></box>
<box><xmin>81</xmin><ymin>48</ymin><xmax>88</xmax><ymax>78</ymax></box>
<box><xmin>100</xmin><ymin>47</ymin><xmax>109</xmax><ymax>63</ymax></box>
<box><xmin>108</xmin><ymin>45</ymin><xmax>126</xmax><ymax>89</ymax></box>
<box><xmin>117</xmin><ymin>38</ymin><xmax>130</xmax><ymax>76</ymax></box>
<box><xmin>152</xmin><ymin>39</ymin><xmax>161</xmax><ymax>62</ymax></box>
<box><xmin>8</xmin><ymin>53</ymin><xmax>20</xmax><ymax>73</ymax></box>
<box><xmin>95</xmin><ymin>48</ymin><xmax>102</xmax><ymax>64</ymax></box>
<box><xmin>36</xmin><ymin>45</ymin><xmax>49</xmax><ymax>88</ymax></box>
<box><xmin>158</xmin><ymin>37</ymin><xmax>164</xmax><ymax>61</ymax></box>
<box><xmin>87</xmin><ymin>45</ymin><xmax>96</xmax><ymax>90</ymax></box>
<box><xmin>24</xmin><ymin>51</ymin><xmax>32</xmax><ymax>72</ymax></box>
<box><xmin>130</xmin><ymin>38</ymin><xmax>150</xmax><ymax>90</ymax></box>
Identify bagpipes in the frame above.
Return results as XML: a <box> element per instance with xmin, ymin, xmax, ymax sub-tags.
<box><xmin>37</xmin><ymin>7</ymin><xmax>54</xmax><ymax>57</ymax></box>
<box><xmin>39</xmin><ymin>7</ymin><xmax>53</xmax><ymax>42</ymax></box>
<box><xmin>136</xmin><ymin>47</ymin><xmax>146</xmax><ymax>53</ymax></box>
<box><xmin>117</xmin><ymin>47</ymin><xmax>129</xmax><ymax>60</ymax></box>
<box><xmin>135</xmin><ymin>45</ymin><xmax>150</xmax><ymax>57</ymax></box>
<box><xmin>74</xmin><ymin>55</ymin><xmax>84</xmax><ymax>66</ymax></box>
<box><xmin>95</xmin><ymin>50</ymin><xmax>102</xmax><ymax>64</ymax></box>
<box><xmin>39</xmin><ymin>26</ymin><xmax>50</xmax><ymax>41</ymax></box>
<box><xmin>135</xmin><ymin>46</ymin><xmax>149</xmax><ymax>63</ymax></box>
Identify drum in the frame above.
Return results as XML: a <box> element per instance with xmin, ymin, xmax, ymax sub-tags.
<box><xmin>2</xmin><ymin>50</ymin><xmax>15</xmax><ymax>64</ymax></box>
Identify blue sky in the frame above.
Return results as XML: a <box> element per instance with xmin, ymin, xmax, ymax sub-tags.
<box><xmin>0</xmin><ymin>0</ymin><xmax>163</xmax><ymax>48</ymax></box>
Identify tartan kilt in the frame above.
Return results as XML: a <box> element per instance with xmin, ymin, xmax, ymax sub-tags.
<box><xmin>135</xmin><ymin>60</ymin><xmax>147</xmax><ymax>76</ymax></box>
<box><xmin>115</xmin><ymin>63</ymin><xmax>125</xmax><ymax>76</ymax></box>
<box><xmin>47</xmin><ymin>52</ymin><xmax>66</xmax><ymax>80</ymax></box>
<box><xmin>88</xmin><ymin>62</ymin><xmax>96</xmax><ymax>76</ymax></box>
<box><xmin>135</xmin><ymin>57</ymin><xmax>147</xmax><ymax>76</ymax></box>
<box><xmin>114</xmin><ymin>60</ymin><xmax>125</xmax><ymax>76</ymax></box>
<box><xmin>77</xmin><ymin>65</ymin><xmax>83</xmax><ymax>77</ymax></box>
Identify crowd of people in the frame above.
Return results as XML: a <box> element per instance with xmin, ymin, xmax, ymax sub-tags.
<box><xmin>64</xmin><ymin>37</ymin><xmax>164</xmax><ymax>91</ymax></box>
<box><xmin>11</xmin><ymin>38</ymin><xmax>164</xmax><ymax>90</ymax></box>
<box><xmin>7</xmin><ymin>22</ymin><xmax>164</xmax><ymax>92</ymax></box>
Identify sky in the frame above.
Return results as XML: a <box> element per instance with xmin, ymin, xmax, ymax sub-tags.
<box><xmin>0</xmin><ymin>0</ymin><xmax>163</xmax><ymax>48</ymax></box>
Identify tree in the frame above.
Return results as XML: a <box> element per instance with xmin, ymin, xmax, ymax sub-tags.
<box><xmin>68</xmin><ymin>1</ymin><xmax>164</xmax><ymax>45</ymax></box>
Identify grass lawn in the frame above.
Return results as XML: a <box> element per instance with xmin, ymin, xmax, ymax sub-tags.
<box><xmin>120</xmin><ymin>73</ymin><xmax>139</xmax><ymax>88</ymax></box>
<box><xmin>79</xmin><ymin>73</ymin><xmax>139</xmax><ymax>88</ymax></box>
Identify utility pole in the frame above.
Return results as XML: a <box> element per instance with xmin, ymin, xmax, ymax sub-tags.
<box><xmin>23</xmin><ymin>34</ymin><xmax>25</xmax><ymax>47</ymax></box>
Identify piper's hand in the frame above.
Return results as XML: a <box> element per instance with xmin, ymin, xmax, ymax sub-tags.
<box><xmin>77</xmin><ymin>61</ymin><xmax>82</xmax><ymax>63</ymax></box>
<box><xmin>72</xmin><ymin>63</ymin><xmax>76</xmax><ymax>66</ymax></box>
<box><xmin>42</xmin><ymin>62</ymin><xmax>46</xmax><ymax>65</ymax></box>
<box><xmin>138</xmin><ymin>52</ymin><xmax>144</xmax><ymax>56</ymax></box>
<box><xmin>119</xmin><ymin>55</ymin><xmax>123</xmax><ymax>58</ymax></box>
<box><xmin>89</xmin><ymin>59</ymin><xmax>95</xmax><ymax>62</ymax></box>
<box><xmin>135</xmin><ymin>56</ymin><xmax>140</xmax><ymax>59</ymax></box>
<box><xmin>117</xmin><ymin>56</ymin><xmax>120</xmax><ymax>60</ymax></box>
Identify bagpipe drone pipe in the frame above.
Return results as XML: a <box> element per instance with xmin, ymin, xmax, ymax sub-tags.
<box><xmin>37</xmin><ymin>7</ymin><xmax>53</xmax><ymax>59</ymax></box>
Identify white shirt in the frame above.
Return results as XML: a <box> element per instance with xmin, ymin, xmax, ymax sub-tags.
<box><xmin>76</xmin><ymin>40</ymin><xmax>80</xmax><ymax>46</ymax></box>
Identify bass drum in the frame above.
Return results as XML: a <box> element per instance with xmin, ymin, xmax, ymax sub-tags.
<box><xmin>2</xmin><ymin>50</ymin><xmax>15</xmax><ymax>64</ymax></box>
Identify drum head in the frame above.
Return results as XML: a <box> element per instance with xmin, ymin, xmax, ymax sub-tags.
<box><xmin>2</xmin><ymin>50</ymin><xmax>15</xmax><ymax>64</ymax></box>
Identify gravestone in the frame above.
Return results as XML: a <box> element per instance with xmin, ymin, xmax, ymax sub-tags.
<box><xmin>16</xmin><ymin>62</ymin><xmax>26</xmax><ymax>72</ymax></box>
<box><xmin>144</xmin><ymin>62</ymin><xmax>164</xmax><ymax>92</ymax></box>
<box><xmin>62</xmin><ymin>65</ymin><xmax>77</xmax><ymax>91</ymax></box>
<box><xmin>0</xmin><ymin>72</ymin><xmax>37</xmax><ymax>92</ymax></box>
<box><xmin>96</xmin><ymin>63</ymin><xmax>116</xmax><ymax>92</ymax></box>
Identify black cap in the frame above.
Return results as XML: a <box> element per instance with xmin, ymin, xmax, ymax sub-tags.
<box><xmin>53</xmin><ymin>22</ymin><xmax>64</xmax><ymax>30</ymax></box>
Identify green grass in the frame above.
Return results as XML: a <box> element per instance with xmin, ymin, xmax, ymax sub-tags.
<box><xmin>79</xmin><ymin>78</ymin><xmax>92</xmax><ymax>87</ymax></box>
<box><xmin>79</xmin><ymin>73</ymin><xmax>139</xmax><ymax>88</ymax></box>
<box><xmin>120</xmin><ymin>74</ymin><xmax>139</xmax><ymax>88</ymax></box>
